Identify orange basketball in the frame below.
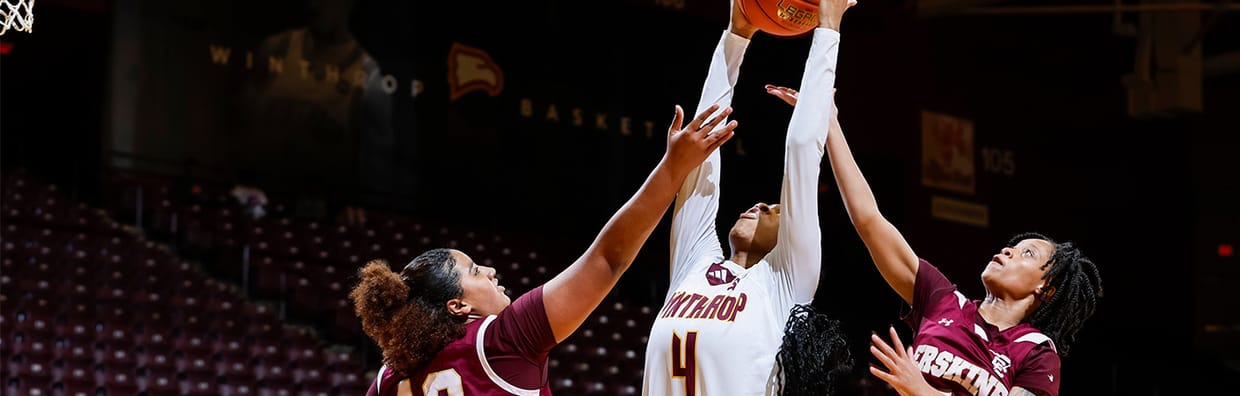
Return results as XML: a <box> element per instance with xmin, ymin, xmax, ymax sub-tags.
<box><xmin>740</xmin><ymin>0</ymin><xmax>819</xmax><ymax>37</ymax></box>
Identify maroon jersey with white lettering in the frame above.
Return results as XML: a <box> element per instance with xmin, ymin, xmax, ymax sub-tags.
<box><xmin>903</xmin><ymin>260</ymin><xmax>1060</xmax><ymax>396</ymax></box>
<box><xmin>367</xmin><ymin>286</ymin><xmax>556</xmax><ymax>396</ymax></box>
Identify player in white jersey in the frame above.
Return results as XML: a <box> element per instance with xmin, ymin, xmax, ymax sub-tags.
<box><xmin>642</xmin><ymin>1</ymin><xmax>858</xmax><ymax>395</ymax></box>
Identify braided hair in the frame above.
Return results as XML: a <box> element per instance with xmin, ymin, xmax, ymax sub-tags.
<box><xmin>1009</xmin><ymin>232</ymin><xmax>1103</xmax><ymax>356</ymax></box>
<box><xmin>775</xmin><ymin>304</ymin><xmax>853</xmax><ymax>396</ymax></box>
<box><xmin>349</xmin><ymin>249</ymin><xmax>469</xmax><ymax>376</ymax></box>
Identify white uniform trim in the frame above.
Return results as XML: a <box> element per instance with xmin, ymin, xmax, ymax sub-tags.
<box><xmin>953</xmin><ymin>291</ymin><xmax>968</xmax><ymax>309</ymax></box>
<box><xmin>1014</xmin><ymin>332</ymin><xmax>1058</xmax><ymax>353</ymax></box>
<box><xmin>974</xmin><ymin>324</ymin><xmax>989</xmax><ymax>342</ymax></box>
<box><xmin>376</xmin><ymin>365</ymin><xmax>387</xmax><ymax>391</ymax></box>
<box><xmin>476</xmin><ymin>315</ymin><xmax>542</xmax><ymax>396</ymax></box>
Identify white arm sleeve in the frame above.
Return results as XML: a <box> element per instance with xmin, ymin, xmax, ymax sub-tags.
<box><xmin>768</xmin><ymin>28</ymin><xmax>840</xmax><ymax>307</ymax></box>
<box><xmin>669</xmin><ymin>30</ymin><xmax>750</xmax><ymax>290</ymax></box>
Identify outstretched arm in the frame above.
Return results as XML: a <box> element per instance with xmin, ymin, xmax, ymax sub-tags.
<box><xmin>766</xmin><ymin>27</ymin><xmax>840</xmax><ymax>305</ymax></box>
<box><xmin>763</xmin><ymin>90</ymin><xmax>920</xmax><ymax>304</ymax></box>
<box><xmin>826</xmin><ymin>106</ymin><xmax>920</xmax><ymax>304</ymax></box>
<box><xmin>543</xmin><ymin>105</ymin><xmax>738</xmax><ymax>342</ymax></box>
<box><xmin>767</xmin><ymin>0</ymin><xmax>856</xmax><ymax>305</ymax></box>
<box><xmin>669</xmin><ymin>8</ymin><xmax>756</xmax><ymax>288</ymax></box>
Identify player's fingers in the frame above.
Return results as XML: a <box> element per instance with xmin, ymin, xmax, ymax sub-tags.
<box><xmin>888</xmin><ymin>326</ymin><xmax>906</xmax><ymax>358</ymax></box>
<box><xmin>668</xmin><ymin>105</ymin><xmax>685</xmax><ymax>135</ymax></box>
<box><xmin>869</xmin><ymin>345</ymin><xmax>897</xmax><ymax>371</ymax></box>
<box><xmin>705</xmin><ymin>123</ymin><xmax>736</xmax><ymax>151</ymax></box>
<box><xmin>688</xmin><ymin>104</ymin><xmax>721</xmax><ymax>131</ymax></box>
<box><xmin>869</xmin><ymin>365</ymin><xmax>896</xmax><ymax>384</ymax></box>
<box><xmin>871</xmin><ymin>332</ymin><xmax>899</xmax><ymax>362</ymax></box>
<box><xmin>700</xmin><ymin>107</ymin><xmax>733</xmax><ymax>135</ymax></box>
<box><xmin>711</xmin><ymin>120</ymin><xmax>738</xmax><ymax>138</ymax></box>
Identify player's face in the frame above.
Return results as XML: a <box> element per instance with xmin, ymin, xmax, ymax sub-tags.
<box><xmin>981</xmin><ymin>238</ymin><xmax>1055</xmax><ymax>300</ymax></box>
<box><xmin>728</xmin><ymin>203</ymin><xmax>781</xmax><ymax>254</ymax></box>
<box><xmin>450</xmin><ymin>250</ymin><xmax>511</xmax><ymax>317</ymax></box>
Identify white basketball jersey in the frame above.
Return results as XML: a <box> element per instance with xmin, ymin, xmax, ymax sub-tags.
<box><xmin>643</xmin><ymin>257</ymin><xmax>793</xmax><ymax>396</ymax></box>
<box><xmin>641</xmin><ymin>28</ymin><xmax>841</xmax><ymax>396</ymax></box>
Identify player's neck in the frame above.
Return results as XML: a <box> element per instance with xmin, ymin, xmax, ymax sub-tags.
<box><xmin>729</xmin><ymin>251</ymin><xmax>762</xmax><ymax>268</ymax></box>
<box><xmin>977</xmin><ymin>296</ymin><xmax>1033</xmax><ymax>331</ymax></box>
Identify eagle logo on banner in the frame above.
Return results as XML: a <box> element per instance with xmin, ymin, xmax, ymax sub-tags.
<box><xmin>448</xmin><ymin>42</ymin><xmax>504</xmax><ymax>101</ymax></box>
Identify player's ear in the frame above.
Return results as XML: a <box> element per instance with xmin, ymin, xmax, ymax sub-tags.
<box><xmin>446</xmin><ymin>298</ymin><xmax>472</xmax><ymax>317</ymax></box>
<box><xmin>1036</xmin><ymin>283</ymin><xmax>1056</xmax><ymax>304</ymax></box>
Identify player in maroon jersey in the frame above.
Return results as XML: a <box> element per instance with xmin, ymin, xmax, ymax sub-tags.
<box><xmin>348</xmin><ymin>103</ymin><xmax>738</xmax><ymax>396</ymax></box>
<box><xmin>765</xmin><ymin>88</ymin><xmax>1103</xmax><ymax>396</ymax></box>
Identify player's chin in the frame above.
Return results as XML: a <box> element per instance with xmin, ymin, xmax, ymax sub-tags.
<box><xmin>979</xmin><ymin>267</ymin><xmax>1000</xmax><ymax>285</ymax></box>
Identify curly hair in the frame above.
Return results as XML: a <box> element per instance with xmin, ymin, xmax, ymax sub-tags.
<box><xmin>775</xmin><ymin>304</ymin><xmax>853</xmax><ymax>396</ymax></box>
<box><xmin>349</xmin><ymin>249</ymin><xmax>468</xmax><ymax>377</ymax></box>
<box><xmin>1008</xmin><ymin>232</ymin><xmax>1103</xmax><ymax>356</ymax></box>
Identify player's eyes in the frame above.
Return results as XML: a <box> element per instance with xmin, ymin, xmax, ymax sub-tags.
<box><xmin>1023</xmin><ymin>249</ymin><xmax>1032</xmax><ymax>257</ymax></box>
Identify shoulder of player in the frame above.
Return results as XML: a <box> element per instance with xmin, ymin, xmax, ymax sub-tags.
<box><xmin>1009</xmin><ymin>327</ymin><xmax>1060</xmax><ymax>357</ymax></box>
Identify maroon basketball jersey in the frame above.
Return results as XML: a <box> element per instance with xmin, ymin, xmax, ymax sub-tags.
<box><xmin>902</xmin><ymin>260</ymin><xmax>1060</xmax><ymax>396</ymax></box>
<box><xmin>367</xmin><ymin>286</ymin><xmax>555</xmax><ymax>396</ymax></box>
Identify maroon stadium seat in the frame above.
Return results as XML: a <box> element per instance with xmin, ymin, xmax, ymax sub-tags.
<box><xmin>101</xmin><ymin>371</ymin><xmax>140</xmax><ymax>395</ymax></box>
<box><xmin>256</xmin><ymin>363</ymin><xmax>294</xmax><ymax>390</ymax></box>
<box><xmin>184</xmin><ymin>378</ymin><xmax>220</xmax><ymax>396</ymax></box>
<box><xmin>180</xmin><ymin>356</ymin><xmax>217</xmax><ymax>382</ymax></box>
<box><xmin>139</xmin><ymin>351</ymin><xmax>176</xmax><ymax>374</ymax></box>
<box><xmin>11</xmin><ymin>359</ymin><xmax>54</xmax><ymax>392</ymax></box>
<box><xmin>58</xmin><ymin>344</ymin><xmax>95</xmax><ymax>370</ymax></box>
<box><xmin>60</xmin><ymin>381</ymin><xmax>99</xmax><ymax>396</ymax></box>
<box><xmin>142</xmin><ymin>365</ymin><xmax>179</xmax><ymax>394</ymax></box>
<box><xmin>57</xmin><ymin>364</ymin><xmax>96</xmax><ymax>394</ymax></box>
<box><xmin>99</xmin><ymin>346</ymin><xmax>139</xmax><ymax>372</ymax></box>
<box><xmin>250</xmin><ymin>255</ymin><xmax>291</xmax><ymax>300</ymax></box>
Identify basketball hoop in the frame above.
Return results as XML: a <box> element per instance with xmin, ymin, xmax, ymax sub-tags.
<box><xmin>0</xmin><ymin>0</ymin><xmax>35</xmax><ymax>35</ymax></box>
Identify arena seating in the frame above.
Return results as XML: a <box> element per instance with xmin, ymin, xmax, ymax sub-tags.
<box><xmin>1</xmin><ymin>171</ymin><xmax>370</xmax><ymax>395</ymax></box>
<box><xmin>4</xmin><ymin>169</ymin><xmax>660</xmax><ymax>395</ymax></box>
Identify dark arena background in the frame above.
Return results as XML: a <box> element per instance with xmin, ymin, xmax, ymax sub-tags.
<box><xmin>2</xmin><ymin>0</ymin><xmax>1239</xmax><ymax>394</ymax></box>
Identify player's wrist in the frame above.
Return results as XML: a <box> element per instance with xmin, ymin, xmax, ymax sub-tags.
<box><xmin>817</xmin><ymin>17</ymin><xmax>841</xmax><ymax>31</ymax></box>
<box><xmin>729</xmin><ymin>24</ymin><xmax>758</xmax><ymax>39</ymax></box>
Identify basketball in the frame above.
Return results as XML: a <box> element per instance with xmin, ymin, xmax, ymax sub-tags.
<box><xmin>740</xmin><ymin>0</ymin><xmax>819</xmax><ymax>37</ymax></box>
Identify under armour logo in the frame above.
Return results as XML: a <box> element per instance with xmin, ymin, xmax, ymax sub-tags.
<box><xmin>938</xmin><ymin>318</ymin><xmax>954</xmax><ymax>326</ymax></box>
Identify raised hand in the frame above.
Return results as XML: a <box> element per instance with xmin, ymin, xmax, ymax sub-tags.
<box><xmin>729</xmin><ymin>0</ymin><xmax>758</xmax><ymax>38</ymax></box>
<box><xmin>819</xmin><ymin>0</ymin><xmax>858</xmax><ymax>31</ymax></box>
<box><xmin>664</xmin><ymin>104</ymin><xmax>737</xmax><ymax>172</ymax></box>
<box><xmin>764</xmin><ymin>84</ymin><xmax>800</xmax><ymax>107</ymax></box>
<box><xmin>869</xmin><ymin>326</ymin><xmax>938</xmax><ymax>396</ymax></box>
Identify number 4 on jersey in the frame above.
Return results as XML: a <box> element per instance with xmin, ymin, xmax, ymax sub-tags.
<box><xmin>672</xmin><ymin>331</ymin><xmax>698</xmax><ymax>396</ymax></box>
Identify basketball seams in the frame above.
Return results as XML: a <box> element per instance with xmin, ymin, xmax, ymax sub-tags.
<box><xmin>742</xmin><ymin>0</ymin><xmax>817</xmax><ymax>37</ymax></box>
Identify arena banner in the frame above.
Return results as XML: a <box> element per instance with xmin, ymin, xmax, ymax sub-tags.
<box><xmin>112</xmin><ymin>0</ymin><xmax>729</xmax><ymax>220</ymax></box>
<box><xmin>920</xmin><ymin>110</ymin><xmax>976</xmax><ymax>195</ymax></box>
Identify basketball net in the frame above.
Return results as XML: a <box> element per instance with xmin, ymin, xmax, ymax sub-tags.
<box><xmin>0</xmin><ymin>0</ymin><xmax>35</xmax><ymax>35</ymax></box>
